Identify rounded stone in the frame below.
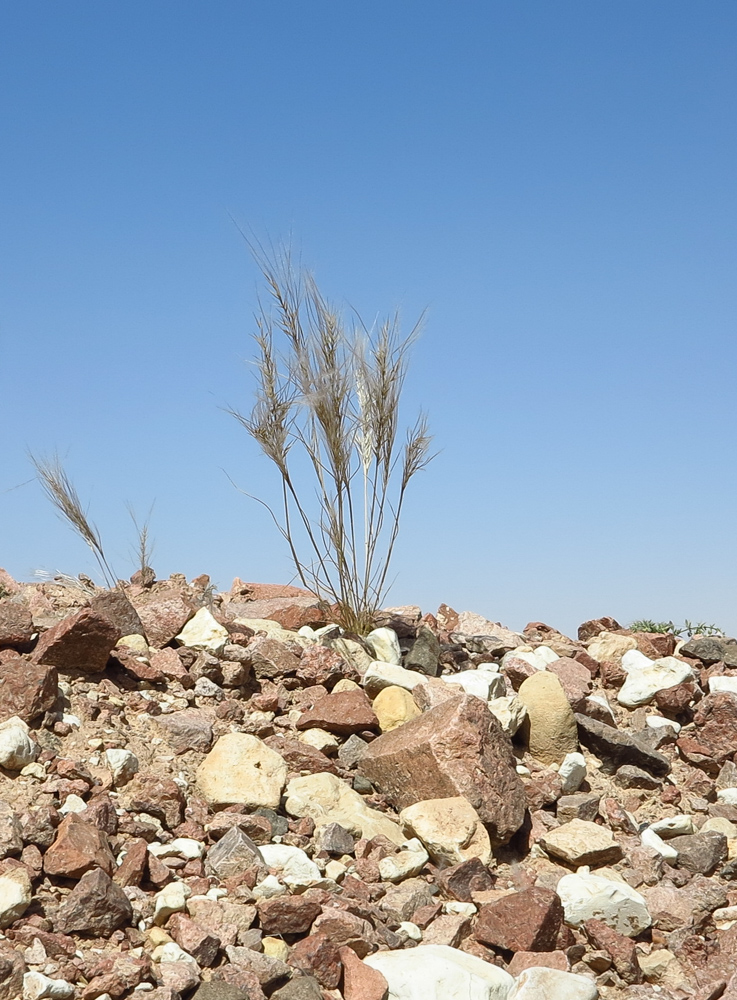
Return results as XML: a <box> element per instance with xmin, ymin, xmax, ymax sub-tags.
<box><xmin>373</xmin><ymin>686</ymin><xmax>421</xmax><ymax>732</ymax></box>
<box><xmin>518</xmin><ymin>671</ymin><xmax>578</xmax><ymax>765</ymax></box>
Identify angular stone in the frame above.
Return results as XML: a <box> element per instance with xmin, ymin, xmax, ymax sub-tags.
<box><xmin>586</xmin><ymin>632</ymin><xmax>636</xmax><ymax>664</ymax></box>
<box><xmin>614</xmin><ymin>765</ymin><xmax>662</xmax><ymax>790</ymax></box>
<box><xmin>575</xmin><ymin>714</ymin><xmax>671</xmax><ymax>776</ymax></box>
<box><xmin>205</xmin><ymin>826</ymin><xmax>264</xmax><ymax>878</ymax></box>
<box><xmin>507</xmin><ymin>952</ymin><xmax>569</xmax><ymax>976</ymax></box>
<box><xmin>136</xmin><ymin>596</ymin><xmax>194</xmax><ymax>647</ymax></box>
<box><xmin>540</xmin><ymin>819</ymin><xmax>623</xmax><ymax>867</ymax></box>
<box><xmin>297</xmin><ymin>689</ymin><xmax>378</xmax><ymax>735</ymax></box>
<box><xmin>285</xmin><ymin>772</ymin><xmax>403</xmax><ymax>844</ymax></box>
<box><xmin>244</xmin><ymin>637</ymin><xmax>301</xmax><ymax>680</ymax></box>
<box><xmin>297</xmin><ymin>645</ymin><xmax>352</xmax><ymax>687</ymax></box>
<box><xmin>156</xmin><ymin>709</ymin><xmax>213</xmax><ymax>754</ymax></box>
<box><xmin>578</xmin><ymin>618</ymin><xmax>621</xmax><ymax>642</ymax></box>
<box><xmin>312</xmin><ymin>909</ymin><xmax>374</xmax><ymax>957</ymax></box>
<box><xmin>90</xmin><ymin>589</ymin><xmax>144</xmax><ymax>637</ymax></box>
<box><xmin>0</xmin><ymin>803</ymin><xmax>21</xmax><ymax>858</ymax></box>
<box><xmin>233</xmin><ymin>596</ymin><xmax>326</xmax><ymax>631</ymax></box>
<box><xmin>339</xmin><ymin>946</ymin><xmax>389</xmax><ymax>1000</ymax></box>
<box><xmin>114</xmin><ymin>837</ymin><xmax>148</xmax><ymax>887</ymax></box>
<box><xmin>435</xmin><ymin>857</ymin><xmax>495</xmax><ymax>902</ymax></box>
<box><xmin>507</xmin><ymin>967</ymin><xmax>597</xmax><ymax>1000</ymax></box>
<box><xmin>257</xmin><ymin>896</ymin><xmax>322</xmax><ymax>935</ymax></box>
<box><xmin>263</xmin><ymin>735</ymin><xmax>336</xmax><ymax>775</ymax></box>
<box><xmin>33</xmin><ymin>609</ymin><xmax>120</xmax><ymax>673</ymax></box>
<box><xmin>677</xmin><ymin>693</ymin><xmax>737</xmax><ymax>765</ymax></box>
<box><xmin>670</xmin><ymin>831</ymin><xmax>728</xmax><ymax>874</ymax></box>
<box><xmin>399</xmin><ymin>797</ymin><xmax>491</xmax><ymax>867</ymax></box>
<box><xmin>168</xmin><ymin>912</ymin><xmax>220</xmax><ymax>966</ymax></box>
<box><xmin>0</xmin><ymin>602</ymin><xmax>33</xmax><ymax>650</ymax></box>
<box><xmin>272</xmin><ymin>978</ymin><xmax>322</xmax><ymax>1000</ymax></box>
<box><xmin>54</xmin><ymin>868</ymin><xmax>133</xmax><ymax>935</ymax></box>
<box><xmin>585</xmin><ymin>917</ymin><xmax>642</xmax><ymax>984</ymax></box>
<box><xmin>197</xmin><ymin>733</ymin><xmax>287</xmax><ymax>808</ymax></box>
<box><xmin>176</xmin><ymin>607</ymin><xmax>229</xmax><ymax>653</ymax></box>
<box><xmin>474</xmin><ymin>886</ymin><xmax>563</xmax><ymax>952</ymax></box>
<box><xmin>681</xmin><ymin>636</ymin><xmax>726</xmax><ymax>663</ymax></box>
<box><xmin>557</xmin><ymin>870</ymin><xmax>651</xmax><ymax>937</ymax></box>
<box><xmin>618</xmin><ymin>651</ymin><xmax>694</xmax><ymax>708</ymax></box>
<box><xmin>122</xmin><ymin>774</ymin><xmax>184</xmax><ymax>829</ymax></box>
<box><xmin>518</xmin><ymin>671</ymin><xmax>579</xmax><ymax>765</ymax></box>
<box><xmin>364</xmin><ymin>945</ymin><xmax>514</xmax><ymax>1000</ymax></box>
<box><xmin>405</xmin><ymin>625</ymin><xmax>440</xmax><ymax>676</ymax></box>
<box><xmin>0</xmin><ymin>864</ymin><xmax>31</xmax><ymax>928</ymax></box>
<box><xmin>362</xmin><ymin>661</ymin><xmax>425</xmax><ymax>697</ymax></box>
<box><xmin>43</xmin><ymin>813</ymin><xmax>115</xmax><ymax>878</ymax></box>
<box><xmin>546</xmin><ymin>657</ymin><xmax>592</xmax><ymax>710</ymax></box>
<box><xmin>313</xmin><ymin>822</ymin><xmax>355</xmax><ymax>856</ymax></box>
<box><xmin>359</xmin><ymin>694</ymin><xmax>525</xmax><ymax>844</ymax></box>
<box><xmin>288</xmin><ymin>933</ymin><xmax>341</xmax><ymax>989</ymax></box>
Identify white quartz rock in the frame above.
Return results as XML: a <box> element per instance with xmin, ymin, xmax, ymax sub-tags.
<box><xmin>443</xmin><ymin>669</ymin><xmax>505</xmax><ymax>701</ymax></box>
<box><xmin>175</xmin><ymin>607</ymin><xmax>229</xmax><ymax>654</ymax></box>
<box><xmin>105</xmin><ymin>748</ymin><xmax>139</xmax><ymax>785</ymax></box>
<box><xmin>489</xmin><ymin>696</ymin><xmax>527</xmax><ymax>736</ymax></box>
<box><xmin>23</xmin><ymin>972</ymin><xmax>75</xmax><ymax>1000</ymax></box>
<box><xmin>617</xmin><ymin>651</ymin><xmax>694</xmax><ymax>708</ymax></box>
<box><xmin>557</xmin><ymin>868</ymin><xmax>651</xmax><ymax>937</ymax></box>
<box><xmin>502</xmin><ymin>645</ymin><xmax>559</xmax><ymax>671</ymax></box>
<box><xmin>0</xmin><ymin>719</ymin><xmax>37</xmax><ymax>771</ymax></box>
<box><xmin>640</xmin><ymin>827</ymin><xmax>678</xmax><ymax>860</ymax></box>
<box><xmin>364</xmin><ymin>944</ymin><xmax>514</xmax><ymax>1000</ymax></box>
<box><xmin>363</xmin><ymin>661</ymin><xmax>424</xmax><ymax>696</ymax></box>
<box><xmin>259</xmin><ymin>843</ymin><xmax>324</xmax><ymax>890</ymax></box>
<box><xmin>365</xmin><ymin>627</ymin><xmax>402</xmax><ymax>665</ymax></box>
<box><xmin>559</xmin><ymin>752</ymin><xmax>587</xmax><ymax>794</ymax></box>
<box><xmin>508</xmin><ymin>967</ymin><xmax>598</xmax><ymax>999</ymax></box>
<box><xmin>153</xmin><ymin>880</ymin><xmax>191</xmax><ymax>925</ymax></box>
<box><xmin>649</xmin><ymin>815</ymin><xmax>694</xmax><ymax>839</ymax></box>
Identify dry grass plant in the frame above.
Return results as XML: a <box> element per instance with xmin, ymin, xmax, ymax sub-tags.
<box><xmin>230</xmin><ymin>244</ymin><xmax>434</xmax><ymax>634</ymax></box>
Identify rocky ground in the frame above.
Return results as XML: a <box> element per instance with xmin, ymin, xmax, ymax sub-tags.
<box><xmin>0</xmin><ymin>571</ymin><xmax>736</xmax><ymax>1000</ymax></box>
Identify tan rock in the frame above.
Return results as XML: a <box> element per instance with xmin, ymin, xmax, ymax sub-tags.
<box><xmin>540</xmin><ymin>818</ymin><xmax>623</xmax><ymax>867</ymax></box>
<box><xmin>373</xmin><ymin>686</ymin><xmax>421</xmax><ymax>732</ymax></box>
<box><xmin>399</xmin><ymin>797</ymin><xmax>491</xmax><ymax>866</ymax></box>
<box><xmin>518</xmin><ymin>671</ymin><xmax>578</xmax><ymax>765</ymax></box>
<box><xmin>285</xmin><ymin>771</ymin><xmax>404</xmax><ymax>844</ymax></box>
<box><xmin>587</xmin><ymin>632</ymin><xmax>637</xmax><ymax>665</ymax></box>
<box><xmin>196</xmin><ymin>733</ymin><xmax>287</xmax><ymax>808</ymax></box>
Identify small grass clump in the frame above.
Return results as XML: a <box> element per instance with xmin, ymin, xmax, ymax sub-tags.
<box><xmin>629</xmin><ymin>619</ymin><xmax>724</xmax><ymax>638</ymax></box>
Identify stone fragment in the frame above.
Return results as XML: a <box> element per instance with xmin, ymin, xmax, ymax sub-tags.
<box><xmin>0</xmin><ymin>602</ymin><xmax>34</xmax><ymax>650</ymax></box>
<box><xmin>585</xmin><ymin>917</ymin><xmax>642</xmax><ymax>984</ymax></box>
<box><xmin>587</xmin><ymin>632</ymin><xmax>636</xmax><ymax>664</ymax></box>
<box><xmin>474</xmin><ymin>886</ymin><xmax>563</xmax><ymax>952</ymax></box>
<box><xmin>405</xmin><ymin>625</ymin><xmax>440</xmax><ymax>676</ymax></box>
<box><xmin>378</xmin><ymin>841</ymin><xmax>429</xmax><ymax>882</ymax></box>
<box><xmin>557</xmin><ymin>869</ymin><xmax>651</xmax><ymax>936</ymax></box>
<box><xmin>443</xmin><ymin>668</ymin><xmax>505</xmax><ymax>702</ymax></box>
<box><xmin>669</xmin><ymin>831</ymin><xmax>728</xmax><ymax>874</ymax></box>
<box><xmin>339</xmin><ymin>946</ymin><xmax>388</xmax><ymax>1000</ymax></box>
<box><xmin>556</xmin><ymin>794</ymin><xmax>600</xmax><ymax>824</ymax></box>
<box><xmin>260</xmin><ymin>844</ymin><xmax>323</xmax><ymax>890</ymax></box>
<box><xmin>545</xmin><ymin>656</ymin><xmax>592</xmax><ymax>710</ymax></box>
<box><xmin>678</xmin><ymin>692</ymin><xmax>737</xmax><ymax>765</ymax></box>
<box><xmin>104</xmin><ymin>747</ymin><xmax>139</xmax><ymax>785</ymax></box>
<box><xmin>372</xmin><ymin>686</ymin><xmax>421</xmax><ymax>732</ymax></box>
<box><xmin>488</xmin><ymin>696</ymin><xmax>527</xmax><ymax>736</ymax></box>
<box><xmin>205</xmin><ymin>826</ymin><xmax>264</xmax><ymax>878</ymax></box>
<box><xmin>614</xmin><ymin>764</ymin><xmax>661</xmax><ymax>789</ymax></box>
<box><xmin>365</xmin><ymin>628</ymin><xmax>402</xmax><ymax>665</ymax></box>
<box><xmin>192</xmin><ymin>986</ymin><xmax>256</xmax><ymax>1000</ymax></box>
<box><xmin>232</xmin><ymin>595</ymin><xmax>326</xmax><ymax>632</ymax></box>
<box><xmin>33</xmin><ymin>609</ymin><xmax>120</xmax><ymax>673</ymax></box>
<box><xmin>0</xmin><ymin>864</ymin><xmax>31</xmax><ymax>928</ymax></box>
<box><xmin>175</xmin><ymin>607</ymin><xmax>229</xmax><ymax>653</ymax></box>
<box><xmin>313</xmin><ymin>822</ymin><xmax>355</xmax><ymax>856</ymax></box>
<box><xmin>0</xmin><ymin>802</ymin><xmax>21</xmax><ymax>858</ymax></box>
<box><xmin>114</xmin><ymin>836</ymin><xmax>148</xmax><ymax>887</ymax></box>
<box><xmin>54</xmin><ymin>868</ymin><xmax>133</xmax><ymax>936</ymax></box>
<box><xmin>681</xmin><ymin>636</ymin><xmax>726</xmax><ymax>663</ymax></box>
<box><xmin>257</xmin><ymin>896</ymin><xmax>322</xmax><ymax>935</ymax></box>
<box><xmin>559</xmin><ymin>752</ymin><xmax>587</xmax><ymax>793</ymax></box>
<box><xmin>288</xmin><ymin>933</ymin><xmax>341</xmax><ymax>988</ymax></box>
<box><xmin>197</xmin><ymin>733</ymin><xmax>287</xmax><ymax>808</ymax></box>
<box><xmin>123</xmin><ymin>773</ymin><xmax>185</xmax><ymax>829</ymax></box>
<box><xmin>272</xmin><ymin>978</ymin><xmax>322</xmax><ymax>1000</ymax></box>
<box><xmin>435</xmin><ymin>857</ymin><xmax>495</xmax><ymax>902</ymax></box>
<box><xmin>154</xmin><ymin>880</ymin><xmax>191</xmax><ymax>925</ymax></box>
<box><xmin>0</xmin><ymin>722</ymin><xmax>36</xmax><ymax>770</ymax></box>
<box><xmin>364</xmin><ymin>945</ymin><xmax>514</xmax><ymax>1000</ymax></box>
<box><xmin>297</xmin><ymin>689</ymin><xmax>378</xmax><ymax>735</ymax></box>
<box><xmin>263</xmin><ymin>735</ymin><xmax>336</xmax><ymax>775</ymax></box>
<box><xmin>312</xmin><ymin>909</ymin><xmax>374</xmax><ymax>956</ymax></box>
<box><xmin>541</xmin><ymin>819</ymin><xmax>622</xmax><ymax>867</ymax></box>
<box><xmin>617</xmin><ymin>650</ymin><xmax>694</xmax><ymax>708</ymax></box>
<box><xmin>157</xmin><ymin>709</ymin><xmax>214</xmax><ymax>754</ymax></box>
<box><xmin>244</xmin><ymin>637</ymin><xmax>301</xmax><ymax>680</ymax></box>
<box><xmin>22</xmin><ymin>972</ymin><xmax>74</xmax><ymax>1000</ymax></box>
<box><xmin>358</xmin><ymin>694</ymin><xmax>525</xmax><ymax>843</ymax></box>
<box><xmin>297</xmin><ymin>645</ymin><xmax>351</xmax><ymax>687</ymax></box>
<box><xmin>518</xmin><ymin>671</ymin><xmax>578</xmax><ymax>765</ymax></box>
<box><xmin>507</xmin><ymin>967</ymin><xmax>598</xmax><ymax>1000</ymax></box>
<box><xmin>285</xmin><ymin>772</ymin><xmax>404</xmax><ymax>844</ymax></box>
<box><xmin>399</xmin><ymin>797</ymin><xmax>491</xmax><ymax>866</ymax></box>
<box><xmin>575</xmin><ymin>715</ymin><xmax>670</xmax><ymax>776</ymax></box>
<box><xmin>362</xmin><ymin>661</ymin><xmax>424</xmax><ymax>697</ymax></box>
<box><xmin>136</xmin><ymin>594</ymin><xmax>194</xmax><ymax>647</ymax></box>
<box><xmin>507</xmin><ymin>952</ymin><xmax>569</xmax><ymax>976</ymax></box>
<box><xmin>43</xmin><ymin>813</ymin><xmax>115</xmax><ymax>878</ymax></box>
<box><xmin>168</xmin><ymin>913</ymin><xmax>220</xmax><ymax>966</ymax></box>
<box><xmin>0</xmin><ymin>658</ymin><xmax>57</xmax><ymax>724</ymax></box>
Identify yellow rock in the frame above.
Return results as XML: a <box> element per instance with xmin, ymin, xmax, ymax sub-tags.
<box><xmin>147</xmin><ymin>927</ymin><xmax>172</xmax><ymax>947</ymax></box>
<box><xmin>263</xmin><ymin>936</ymin><xmax>290</xmax><ymax>961</ymax></box>
<box><xmin>373</xmin><ymin>685</ymin><xmax>421</xmax><ymax>732</ymax></box>
<box><xmin>518</xmin><ymin>671</ymin><xmax>578</xmax><ymax>765</ymax></box>
<box><xmin>332</xmin><ymin>678</ymin><xmax>360</xmax><ymax>693</ymax></box>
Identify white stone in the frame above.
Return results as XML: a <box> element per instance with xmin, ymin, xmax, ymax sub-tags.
<box><xmin>365</xmin><ymin>627</ymin><xmax>402</xmax><ymax>665</ymax></box>
<box><xmin>398</xmin><ymin>921</ymin><xmax>423</xmax><ymax>941</ymax></box>
<box><xmin>400</xmin><ymin>797</ymin><xmax>492</xmax><ymax>867</ymax></box>
<box><xmin>443</xmin><ymin>670</ymin><xmax>506</xmax><ymax>701</ymax></box>
<box><xmin>58</xmin><ymin>794</ymin><xmax>87</xmax><ymax>816</ymax></box>
<box><xmin>709</xmin><ymin>676</ymin><xmax>737</xmax><ymax>695</ymax></box>
<box><xmin>713</xmin><ymin>905</ymin><xmax>737</xmax><ymax>930</ymax></box>
<box><xmin>253</xmin><ymin>874</ymin><xmax>288</xmax><ymax>899</ymax></box>
<box><xmin>489</xmin><ymin>696</ymin><xmax>527</xmax><ymax>736</ymax></box>
<box><xmin>363</xmin><ymin>661</ymin><xmax>424</xmax><ymax>697</ymax></box>
<box><xmin>584</xmin><ymin>695</ymin><xmax>616</xmax><ymax>725</ymax></box>
<box><xmin>151</xmin><ymin>941</ymin><xmax>199</xmax><ymax>966</ymax></box>
<box><xmin>718</xmin><ymin>788</ymin><xmax>737</xmax><ymax>806</ymax></box>
<box><xmin>105</xmin><ymin>748</ymin><xmax>139</xmax><ymax>785</ymax></box>
<box><xmin>298</xmin><ymin>728</ymin><xmax>339</xmax><ymax>752</ymax></box>
<box><xmin>502</xmin><ymin>645</ymin><xmax>559</xmax><ymax>672</ymax></box>
<box><xmin>640</xmin><ymin>827</ymin><xmax>678</xmax><ymax>860</ymax></box>
<box><xmin>233</xmin><ymin>618</ymin><xmax>300</xmax><ymax>644</ymax></box>
<box><xmin>196</xmin><ymin>733</ymin><xmax>287</xmax><ymax>809</ymax></box>
<box><xmin>557</xmin><ymin>869</ymin><xmax>651</xmax><ymax>937</ymax></box>
<box><xmin>508</xmin><ymin>967</ymin><xmax>598</xmax><ymax>1000</ymax></box>
<box><xmin>149</xmin><ymin>838</ymin><xmax>205</xmax><ymax>861</ymax></box>
<box><xmin>23</xmin><ymin>972</ymin><xmax>75</xmax><ymax>1000</ymax></box>
<box><xmin>325</xmin><ymin>859</ymin><xmax>347</xmax><ymax>881</ymax></box>
<box><xmin>646</xmin><ymin>715</ymin><xmax>681</xmax><ymax>734</ymax></box>
<box><xmin>379</xmin><ymin>843</ymin><xmax>429</xmax><ymax>883</ymax></box>
<box><xmin>617</xmin><ymin>652</ymin><xmax>694</xmax><ymax>708</ymax></box>
<box><xmin>326</xmin><ymin>637</ymin><xmax>373</xmax><ymax>673</ymax></box>
<box><xmin>259</xmin><ymin>844</ymin><xmax>324</xmax><ymax>890</ymax></box>
<box><xmin>285</xmin><ymin>771</ymin><xmax>404</xmax><ymax>844</ymax></box>
<box><xmin>0</xmin><ymin>723</ymin><xmax>37</xmax><ymax>770</ymax></box>
<box><xmin>559</xmin><ymin>752</ymin><xmax>587</xmax><ymax>794</ymax></box>
<box><xmin>175</xmin><ymin>607</ymin><xmax>229</xmax><ymax>654</ymax></box>
<box><xmin>587</xmin><ymin>633</ymin><xmax>637</xmax><ymax>664</ymax></box>
<box><xmin>364</xmin><ymin>944</ymin><xmax>514</xmax><ymax>1000</ymax></box>
<box><xmin>649</xmin><ymin>815</ymin><xmax>694</xmax><ymax>839</ymax></box>
<box><xmin>444</xmin><ymin>901</ymin><xmax>477</xmax><ymax>916</ymax></box>
<box><xmin>153</xmin><ymin>881</ymin><xmax>191</xmax><ymax>925</ymax></box>
<box><xmin>117</xmin><ymin>633</ymin><xmax>149</xmax><ymax>654</ymax></box>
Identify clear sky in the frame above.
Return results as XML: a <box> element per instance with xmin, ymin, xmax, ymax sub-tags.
<box><xmin>2</xmin><ymin>2</ymin><xmax>736</xmax><ymax>637</ymax></box>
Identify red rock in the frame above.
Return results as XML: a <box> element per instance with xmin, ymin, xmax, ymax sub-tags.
<box><xmin>339</xmin><ymin>946</ymin><xmax>388</xmax><ymax>1000</ymax></box>
<box><xmin>111</xmin><ymin>646</ymin><xmax>165</xmax><ymax>682</ymax></box>
<box><xmin>149</xmin><ymin>647</ymin><xmax>189</xmax><ymax>681</ymax></box>
<box><xmin>80</xmin><ymin>954</ymin><xmax>150</xmax><ymax>999</ymax></box>
<box><xmin>156</xmin><ymin>709</ymin><xmax>214</xmax><ymax>754</ymax></box>
<box><xmin>113</xmin><ymin>837</ymin><xmax>148</xmax><ymax>887</ymax></box>
<box><xmin>90</xmin><ymin>589</ymin><xmax>144</xmax><ymax>637</ymax></box>
<box><xmin>244</xmin><ymin>637</ymin><xmax>301</xmax><ymax>680</ymax></box>
<box><xmin>655</xmin><ymin>681</ymin><xmax>697</xmax><ymax>715</ymax></box>
<box><xmin>678</xmin><ymin>692</ymin><xmax>737</xmax><ymax>765</ymax></box>
<box><xmin>573</xmin><ymin>649</ymin><xmax>600</xmax><ymax>677</ymax></box>
<box><xmin>502</xmin><ymin>657</ymin><xmax>537</xmax><ymax>690</ymax></box>
<box><xmin>43</xmin><ymin>813</ymin><xmax>115</xmax><ymax>878</ymax></box>
<box><xmin>585</xmin><ymin>918</ymin><xmax>643</xmax><ymax>984</ymax></box>
<box><xmin>257</xmin><ymin>896</ymin><xmax>322</xmax><ymax>935</ymax></box>
<box><xmin>228</xmin><ymin>580</ymin><xmax>316</xmax><ymax>602</ymax></box>
<box><xmin>168</xmin><ymin>913</ymin><xmax>220</xmax><ymax>966</ymax></box>
<box><xmin>54</xmin><ymin>867</ymin><xmax>133</xmax><ymax>935</ymax></box>
<box><xmin>297</xmin><ymin>690</ymin><xmax>378</xmax><ymax>735</ymax></box>
<box><xmin>263</xmin><ymin>736</ymin><xmax>337</xmax><ymax>775</ymax></box>
<box><xmin>312</xmin><ymin>908</ymin><xmax>375</xmax><ymax>957</ymax></box>
<box><xmin>546</xmin><ymin>657</ymin><xmax>592</xmax><ymax>710</ymax></box>
<box><xmin>358</xmin><ymin>694</ymin><xmax>526</xmax><ymax>843</ymax></box>
<box><xmin>135</xmin><ymin>595</ymin><xmax>194</xmax><ymax>647</ymax></box>
<box><xmin>33</xmin><ymin>608</ymin><xmax>120</xmax><ymax>673</ymax></box>
<box><xmin>288</xmin><ymin>932</ymin><xmax>342</xmax><ymax>989</ymax></box>
<box><xmin>298</xmin><ymin>645</ymin><xmax>357</xmax><ymax>687</ymax></box>
<box><xmin>474</xmin><ymin>887</ymin><xmax>563</xmax><ymax>952</ymax></box>
<box><xmin>599</xmin><ymin>659</ymin><xmax>627</xmax><ymax>688</ymax></box>
<box><xmin>423</xmin><ymin>912</ymin><xmax>471</xmax><ymax>947</ymax></box>
<box><xmin>507</xmin><ymin>951</ymin><xmax>569</xmax><ymax>976</ymax></box>
<box><xmin>0</xmin><ymin>602</ymin><xmax>34</xmax><ymax>650</ymax></box>
<box><xmin>578</xmin><ymin>617</ymin><xmax>621</xmax><ymax>641</ymax></box>
<box><xmin>0</xmin><ymin>656</ymin><xmax>57</xmax><ymax>724</ymax></box>
<box><xmin>436</xmin><ymin>858</ymin><xmax>495</xmax><ymax>902</ymax></box>
<box><xmin>230</xmin><ymin>596</ymin><xmax>327</xmax><ymax>631</ymax></box>
<box><xmin>122</xmin><ymin>774</ymin><xmax>184</xmax><ymax>829</ymax></box>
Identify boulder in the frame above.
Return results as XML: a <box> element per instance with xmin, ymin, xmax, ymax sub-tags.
<box><xmin>196</xmin><ymin>733</ymin><xmax>287</xmax><ymax>808</ymax></box>
<box><xmin>33</xmin><ymin>608</ymin><xmax>120</xmax><ymax>673</ymax></box>
<box><xmin>517</xmin><ymin>672</ymin><xmax>579</xmax><ymax>765</ymax></box>
<box><xmin>364</xmin><ymin>944</ymin><xmax>514</xmax><ymax>1000</ymax></box>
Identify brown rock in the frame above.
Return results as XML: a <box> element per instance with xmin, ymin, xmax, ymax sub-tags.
<box><xmin>245</xmin><ymin>637</ymin><xmax>301</xmax><ymax>680</ymax></box>
<box><xmin>33</xmin><ymin>608</ymin><xmax>120</xmax><ymax>673</ymax></box>
<box><xmin>298</xmin><ymin>645</ymin><xmax>355</xmax><ymax>687</ymax></box>
<box><xmin>230</xmin><ymin>596</ymin><xmax>327</xmax><ymax>631</ymax></box>
<box><xmin>135</xmin><ymin>595</ymin><xmax>194</xmax><ymax>647</ymax></box>
<box><xmin>578</xmin><ymin>617</ymin><xmax>621</xmax><ymax>641</ymax></box>
<box><xmin>435</xmin><ymin>857</ymin><xmax>495</xmax><ymax>902</ymax></box>
<box><xmin>0</xmin><ymin>602</ymin><xmax>34</xmax><ymax>650</ymax></box>
<box><xmin>655</xmin><ymin>681</ymin><xmax>697</xmax><ymax>715</ymax></box>
<box><xmin>312</xmin><ymin>908</ymin><xmax>375</xmax><ymax>957</ymax></box>
<box><xmin>80</xmin><ymin>954</ymin><xmax>150</xmax><ymax>999</ymax></box>
<box><xmin>55</xmin><ymin>867</ymin><xmax>133</xmax><ymax>935</ymax></box>
<box><xmin>90</xmin><ymin>589</ymin><xmax>145</xmax><ymax>637</ymax></box>
<box><xmin>114</xmin><ymin>837</ymin><xmax>148</xmax><ymax>887</ymax></box>
<box><xmin>474</xmin><ymin>887</ymin><xmax>563</xmax><ymax>952</ymax></box>
<box><xmin>423</xmin><ymin>912</ymin><xmax>470</xmax><ymax>947</ymax></box>
<box><xmin>507</xmin><ymin>951</ymin><xmax>569</xmax><ymax>976</ymax></box>
<box><xmin>297</xmin><ymin>690</ymin><xmax>378</xmax><ymax>735</ymax></box>
<box><xmin>288</xmin><ymin>932</ymin><xmax>341</xmax><ymax>989</ymax></box>
<box><xmin>43</xmin><ymin>813</ymin><xmax>115</xmax><ymax>878</ymax></box>
<box><xmin>168</xmin><ymin>912</ymin><xmax>221</xmax><ymax>966</ymax></box>
<box><xmin>156</xmin><ymin>709</ymin><xmax>214</xmax><ymax>753</ymax></box>
<box><xmin>122</xmin><ymin>774</ymin><xmax>185</xmax><ymax>829</ymax></box>
<box><xmin>546</xmin><ymin>657</ymin><xmax>592</xmax><ymax>711</ymax></box>
<box><xmin>585</xmin><ymin>918</ymin><xmax>643</xmax><ymax>984</ymax></box>
<box><xmin>678</xmin><ymin>693</ymin><xmax>737</xmax><ymax>765</ymax></box>
<box><xmin>0</xmin><ymin>941</ymin><xmax>26</xmax><ymax>1000</ymax></box>
<box><xmin>262</xmin><ymin>737</ymin><xmax>335</xmax><ymax>776</ymax></box>
<box><xmin>339</xmin><ymin>946</ymin><xmax>388</xmax><ymax>1000</ymax></box>
<box><xmin>257</xmin><ymin>896</ymin><xmax>322</xmax><ymax>935</ymax></box>
<box><xmin>358</xmin><ymin>694</ymin><xmax>525</xmax><ymax>843</ymax></box>
<box><xmin>149</xmin><ymin>647</ymin><xmax>190</xmax><ymax>681</ymax></box>
<box><xmin>0</xmin><ymin>656</ymin><xmax>57</xmax><ymax>724</ymax></box>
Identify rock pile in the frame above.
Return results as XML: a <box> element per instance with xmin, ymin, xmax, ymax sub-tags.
<box><xmin>1</xmin><ymin>569</ymin><xmax>737</xmax><ymax>998</ymax></box>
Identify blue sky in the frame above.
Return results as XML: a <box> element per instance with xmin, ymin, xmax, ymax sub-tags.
<box><xmin>2</xmin><ymin>2</ymin><xmax>736</xmax><ymax>636</ymax></box>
